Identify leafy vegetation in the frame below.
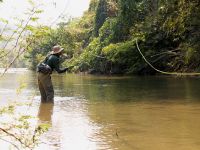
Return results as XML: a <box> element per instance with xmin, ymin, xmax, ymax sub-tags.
<box><xmin>0</xmin><ymin>2</ymin><xmax>51</xmax><ymax>149</ymax></box>
<box><xmin>26</xmin><ymin>0</ymin><xmax>200</xmax><ymax>75</ymax></box>
<box><xmin>0</xmin><ymin>78</ymin><xmax>50</xmax><ymax>150</ymax></box>
<box><xmin>0</xmin><ymin>103</ymin><xmax>50</xmax><ymax>150</ymax></box>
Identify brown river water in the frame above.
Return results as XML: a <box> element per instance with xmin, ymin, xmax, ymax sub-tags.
<box><xmin>1</xmin><ymin>69</ymin><xmax>200</xmax><ymax>150</ymax></box>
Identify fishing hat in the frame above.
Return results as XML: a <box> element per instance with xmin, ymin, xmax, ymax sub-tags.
<box><xmin>51</xmin><ymin>45</ymin><xmax>64</xmax><ymax>54</ymax></box>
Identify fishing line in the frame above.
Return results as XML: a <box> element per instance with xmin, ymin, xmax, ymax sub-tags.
<box><xmin>136</xmin><ymin>39</ymin><xmax>200</xmax><ymax>76</ymax></box>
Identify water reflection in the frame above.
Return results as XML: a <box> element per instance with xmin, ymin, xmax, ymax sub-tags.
<box><xmin>35</xmin><ymin>102</ymin><xmax>57</xmax><ymax>150</ymax></box>
<box><xmin>38</xmin><ymin>102</ymin><xmax>54</xmax><ymax>124</ymax></box>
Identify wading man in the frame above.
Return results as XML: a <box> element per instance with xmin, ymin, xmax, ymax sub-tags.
<box><xmin>37</xmin><ymin>45</ymin><xmax>68</xmax><ymax>103</ymax></box>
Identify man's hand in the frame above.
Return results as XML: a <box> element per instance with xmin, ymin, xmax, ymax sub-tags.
<box><xmin>64</xmin><ymin>66</ymin><xmax>74</xmax><ymax>72</ymax></box>
<box><xmin>61</xmin><ymin>54</ymin><xmax>70</xmax><ymax>60</ymax></box>
<box><xmin>64</xmin><ymin>68</ymin><xmax>68</xmax><ymax>72</ymax></box>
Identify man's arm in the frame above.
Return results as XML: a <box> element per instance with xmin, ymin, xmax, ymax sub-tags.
<box><xmin>59</xmin><ymin>54</ymin><xmax>70</xmax><ymax>63</ymax></box>
<box><xmin>53</xmin><ymin>58</ymin><xmax>68</xmax><ymax>74</ymax></box>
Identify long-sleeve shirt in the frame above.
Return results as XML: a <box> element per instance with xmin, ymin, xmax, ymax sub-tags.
<box><xmin>45</xmin><ymin>54</ymin><xmax>67</xmax><ymax>73</ymax></box>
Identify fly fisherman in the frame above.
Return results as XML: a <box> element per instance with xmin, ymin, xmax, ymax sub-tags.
<box><xmin>37</xmin><ymin>45</ymin><xmax>69</xmax><ymax>103</ymax></box>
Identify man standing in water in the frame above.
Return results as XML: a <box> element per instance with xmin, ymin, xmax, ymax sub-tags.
<box><xmin>37</xmin><ymin>45</ymin><xmax>68</xmax><ymax>103</ymax></box>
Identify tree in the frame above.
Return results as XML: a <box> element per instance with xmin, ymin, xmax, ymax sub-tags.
<box><xmin>94</xmin><ymin>0</ymin><xmax>108</xmax><ymax>36</ymax></box>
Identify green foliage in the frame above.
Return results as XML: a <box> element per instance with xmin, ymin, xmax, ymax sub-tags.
<box><xmin>0</xmin><ymin>103</ymin><xmax>49</xmax><ymax>149</ymax></box>
<box><xmin>0</xmin><ymin>1</ymin><xmax>45</xmax><ymax>68</ymax></box>
<box><xmin>26</xmin><ymin>7</ymin><xmax>96</xmax><ymax>70</ymax></box>
<box><xmin>102</xmin><ymin>40</ymin><xmax>146</xmax><ymax>73</ymax></box>
<box><xmin>25</xmin><ymin>0</ymin><xmax>200</xmax><ymax>74</ymax></box>
<box><xmin>0</xmin><ymin>105</ymin><xmax>14</xmax><ymax>115</ymax></box>
<box><xmin>94</xmin><ymin>0</ymin><xmax>108</xmax><ymax>36</ymax></box>
<box><xmin>0</xmin><ymin>18</ymin><xmax>8</xmax><ymax>24</ymax></box>
<box><xmin>99</xmin><ymin>18</ymin><xmax>117</xmax><ymax>46</ymax></box>
<box><xmin>25</xmin><ymin>24</ymin><xmax>78</xmax><ymax>69</ymax></box>
<box><xmin>110</xmin><ymin>0</ymin><xmax>144</xmax><ymax>42</ymax></box>
<box><xmin>0</xmin><ymin>78</ymin><xmax>49</xmax><ymax>149</ymax></box>
<box><xmin>88</xmin><ymin>0</ymin><xmax>99</xmax><ymax>12</ymax></box>
<box><xmin>71</xmin><ymin>38</ymin><xmax>102</xmax><ymax>72</ymax></box>
<box><xmin>71</xmin><ymin>0</ymin><xmax>200</xmax><ymax>74</ymax></box>
<box><xmin>35</xmin><ymin>123</ymin><xmax>51</xmax><ymax>134</ymax></box>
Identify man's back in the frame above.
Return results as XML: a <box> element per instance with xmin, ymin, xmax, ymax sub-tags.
<box><xmin>46</xmin><ymin>54</ymin><xmax>67</xmax><ymax>73</ymax></box>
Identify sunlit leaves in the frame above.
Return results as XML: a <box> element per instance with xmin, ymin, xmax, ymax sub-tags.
<box><xmin>0</xmin><ymin>105</ymin><xmax>15</xmax><ymax>115</ymax></box>
<box><xmin>35</xmin><ymin>10</ymin><xmax>44</xmax><ymax>14</ymax></box>
<box><xmin>0</xmin><ymin>102</ymin><xmax>50</xmax><ymax>149</ymax></box>
<box><xmin>36</xmin><ymin>123</ymin><xmax>50</xmax><ymax>134</ymax></box>
<box><xmin>0</xmin><ymin>18</ymin><xmax>8</xmax><ymax>24</ymax></box>
<box><xmin>27</xmin><ymin>0</ymin><xmax>35</xmax><ymax>6</ymax></box>
<box><xmin>30</xmin><ymin>17</ymin><xmax>39</xmax><ymax>22</ymax></box>
<box><xmin>16</xmin><ymin>83</ymin><xmax>27</xmax><ymax>95</ymax></box>
<box><xmin>25</xmin><ymin>25</ymin><xmax>35</xmax><ymax>31</ymax></box>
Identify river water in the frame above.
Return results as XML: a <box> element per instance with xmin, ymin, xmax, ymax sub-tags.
<box><xmin>1</xmin><ymin>69</ymin><xmax>200</xmax><ymax>150</ymax></box>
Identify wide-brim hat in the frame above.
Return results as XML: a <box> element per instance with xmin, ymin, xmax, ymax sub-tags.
<box><xmin>51</xmin><ymin>45</ymin><xmax>64</xmax><ymax>54</ymax></box>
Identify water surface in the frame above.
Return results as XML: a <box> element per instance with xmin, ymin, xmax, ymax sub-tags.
<box><xmin>1</xmin><ymin>69</ymin><xmax>200</xmax><ymax>150</ymax></box>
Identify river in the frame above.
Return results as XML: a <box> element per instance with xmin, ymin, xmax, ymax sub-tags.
<box><xmin>1</xmin><ymin>69</ymin><xmax>200</xmax><ymax>150</ymax></box>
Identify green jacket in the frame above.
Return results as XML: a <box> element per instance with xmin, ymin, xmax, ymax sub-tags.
<box><xmin>45</xmin><ymin>54</ymin><xmax>67</xmax><ymax>73</ymax></box>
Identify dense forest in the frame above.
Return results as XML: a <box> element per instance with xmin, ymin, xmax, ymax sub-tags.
<box><xmin>26</xmin><ymin>0</ymin><xmax>200</xmax><ymax>75</ymax></box>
